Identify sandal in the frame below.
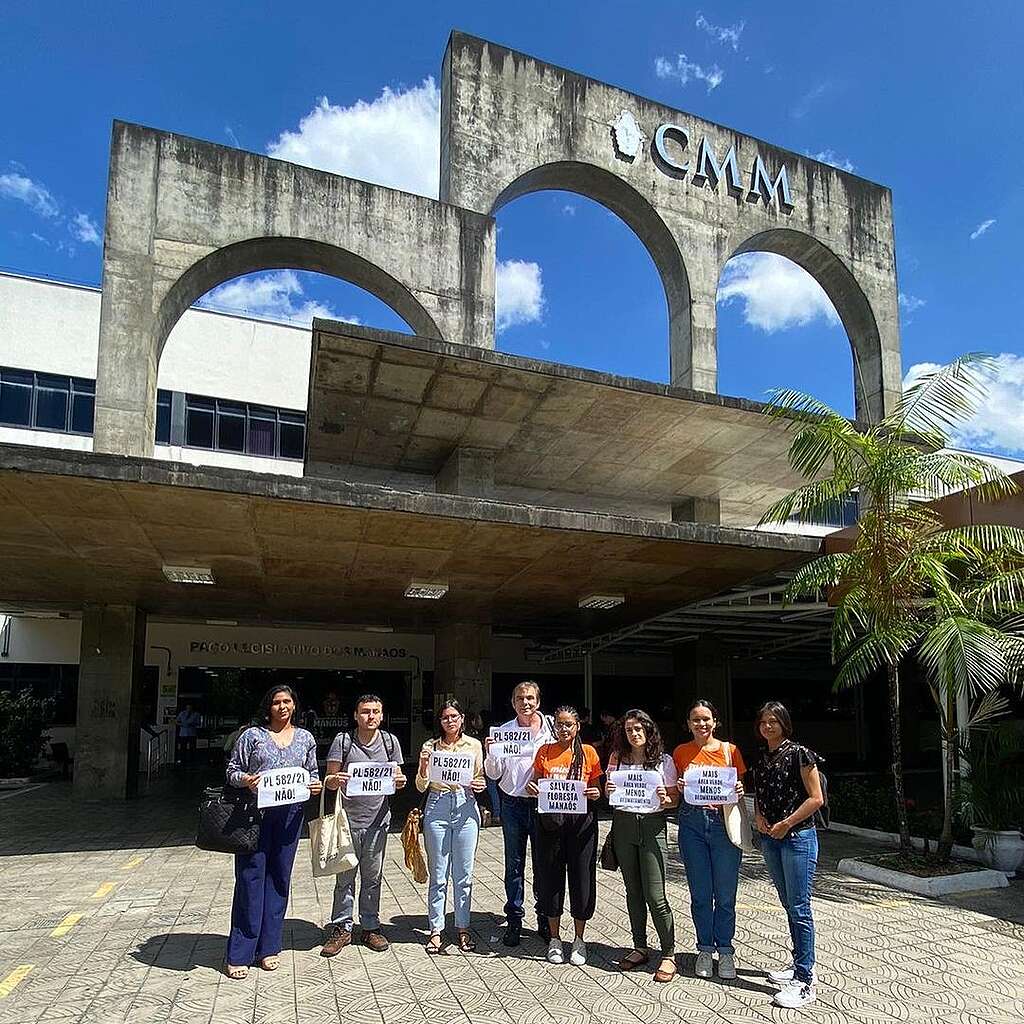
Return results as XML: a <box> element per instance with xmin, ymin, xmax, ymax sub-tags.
<box><xmin>618</xmin><ymin>949</ymin><xmax>650</xmax><ymax>971</ymax></box>
<box><xmin>259</xmin><ymin>955</ymin><xmax>279</xmax><ymax>972</ymax></box>
<box><xmin>225</xmin><ymin>965</ymin><xmax>249</xmax><ymax>980</ymax></box>
<box><xmin>426</xmin><ymin>934</ymin><xmax>444</xmax><ymax>955</ymax></box>
<box><xmin>654</xmin><ymin>957</ymin><xmax>677</xmax><ymax>983</ymax></box>
<box><xmin>456</xmin><ymin>930</ymin><xmax>476</xmax><ymax>953</ymax></box>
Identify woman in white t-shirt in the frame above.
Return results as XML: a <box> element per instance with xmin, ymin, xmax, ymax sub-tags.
<box><xmin>604</xmin><ymin>709</ymin><xmax>678</xmax><ymax>983</ymax></box>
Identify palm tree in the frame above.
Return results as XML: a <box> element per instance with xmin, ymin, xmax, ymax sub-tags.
<box><xmin>759</xmin><ymin>355</ymin><xmax>1024</xmax><ymax>857</ymax></box>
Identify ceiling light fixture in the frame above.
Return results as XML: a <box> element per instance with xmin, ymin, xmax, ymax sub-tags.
<box><xmin>163</xmin><ymin>565</ymin><xmax>216</xmax><ymax>585</ymax></box>
<box><xmin>578</xmin><ymin>594</ymin><xmax>625</xmax><ymax>610</ymax></box>
<box><xmin>404</xmin><ymin>582</ymin><xmax>448</xmax><ymax>600</ymax></box>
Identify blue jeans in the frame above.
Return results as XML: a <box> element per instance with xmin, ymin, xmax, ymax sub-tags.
<box><xmin>501</xmin><ymin>794</ymin><xmax>540</xmax><ymax>922</ymax></box>
<box><xmin>677</xmin><ymin>806</ymin><xmax>742</xmax><ymax>954</ymax></box>
<box><xmin>422</xmin><ymin>790</ymin><xmax>480</xmax><ymax>933</ymax></box>
<box><xmin>487</xmin><ymin>776</ymin><xmax>502</xmax><ymax>820</ymax></box>
<box><xmin>761</xmin><ymin>828</ymin><xmax>817</xmax><ymax>983</ymax></box>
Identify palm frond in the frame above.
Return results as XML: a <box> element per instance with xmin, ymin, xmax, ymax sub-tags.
<box><xmin>918</xmin><ymin>616</ymin><xmax>1011</xmax><ymax>698</ymax></box>
<box><xmin>890</xmin><ymin>354</ymin><xmax>995</xmax><ymax>438</ymax></box>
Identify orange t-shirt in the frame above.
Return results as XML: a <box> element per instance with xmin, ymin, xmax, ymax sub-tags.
<box><xmin>533</xmin><ymin>742</ymin><xmax>602</xmax><ymax>784</ymax></box>
<box><xmin>672</xmin><ymin>740</ymin><xmax>747</xmax><ymax>778</ymax></box>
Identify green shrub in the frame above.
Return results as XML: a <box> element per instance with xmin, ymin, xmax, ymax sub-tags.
<box><xmin>0</xmin><ymin>689</ymin><xmax>52</xmax><ymax>777</ymax></box>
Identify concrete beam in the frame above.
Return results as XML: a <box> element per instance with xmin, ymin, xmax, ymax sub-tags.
<box><xmin>435</xmin><ymin>448</ymin><xmax>495</xmax><ymax>498</ymax></box>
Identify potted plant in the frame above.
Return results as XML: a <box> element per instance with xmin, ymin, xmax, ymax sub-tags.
<box><xmin>958</xmin><ymin>724</ymin><xmax>1024</xmax><ymax>873</ymax></box>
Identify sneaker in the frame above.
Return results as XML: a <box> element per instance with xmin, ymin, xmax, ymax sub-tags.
<box><xmin>695</xmin><ymin>951</ymin><xmax>714</xmax><ymax>978</ymax></box>
<box><xmin>569</xmin><ymin>939</ymin><xmax>587</xmax><ymax>966</ymax></box>
<box><xmin>320</xmin><ymin>925</ymin><xmax>352</xmax><ymax>958</ymax></box>
<box><xmin>768</xmin><ymin>967</ymin><xmax>815</xmax><ymax>986</ymax></box>
<box><xmin>774</xmin><ymin>981</ymin><xmax>816</xmax><ymax>1009</ymax></box>
<box><xmin>502</xmin><ymin>920</ymin><xmax>522</xmax><ymax>947</ymax></box>
<box><xmin>717</xmin><ymin>952</ymin><xmax>736</xmax><ymax>979</ymax></box>
<box><xmin>361</xmin><ymin>929</ymin><xmax>389</xmax><ymax>952</ymax></box>
<box><xmin>546</xmin><ymin>938</ymin><xmax>565</xmax><ymax>964</ymax></box>
<box><xmin>537</xmin><ymin>916</ymin><xmax>551</xmax><ymax>942</ymax></box>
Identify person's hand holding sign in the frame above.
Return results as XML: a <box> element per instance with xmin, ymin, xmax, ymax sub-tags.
<box><xmin>418</xmin><ymin>751</ymin><xmax>430</xmax><ymax>779</ymax></box>
<box><xmin>470</xmin><ymin>776</ymin><xmax>486</xmax><ymax>794</ymax></box>
<box><xmin>656</xmin><ymin>784</ymin><xmax>670</xmax><ymax>807</ymax></box>
<box><xmin>243</xmin><ymin>773</ymin><xmax>260</xmax><ymax>792</ymax></box>
<box><xmin>525</xmin><ymin>779</ymin><xmax>539</xmax><ymax>797</ymax></box>
<box><xmin>584</xmin><ymin>785</ymin><xmax>601</xmax><ymax>801</ymax></box>
<box><xmin>393</xmin><ymin>764</ymin><xmax>407</xmax><ymax>790</ymax></box>
<box><xmin>308</xmin><ymin>779</ymin><xmax>323</xmax><ymax>796</ymax></box>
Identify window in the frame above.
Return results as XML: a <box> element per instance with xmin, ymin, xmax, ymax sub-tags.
<box><xmin>181</xmin><ymin>393</ymin><xmax>305</xmax><ymax>460</ymax></box>
<box><xmin>0</xmin><ymin>368</ymin><xmax>33</xmax><ymax>426</ymax></box>
<box><xmin>0</xmin><ymin>367</ymin><xmax>93</xmax><ymax>434</ymax></box>
<box><xmin>155</xmin><ymin>390</ymin><xmax>171</xmax><ymax>444</ymax></box>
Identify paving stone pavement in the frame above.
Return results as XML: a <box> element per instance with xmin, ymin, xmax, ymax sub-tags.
<box><xmin>1</xmin><ymin>782</ymin><xmax>1022</xmax><ymax>1024</ymax></box>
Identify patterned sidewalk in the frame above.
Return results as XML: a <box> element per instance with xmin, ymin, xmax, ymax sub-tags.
<box><xmin>0</xmin><ymin>782</ymin><xmax>1022</xmax><ymax>1024</ymax></box>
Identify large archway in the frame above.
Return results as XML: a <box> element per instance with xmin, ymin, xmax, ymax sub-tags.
<box><xmin>490</xmin><ymin>161</ymin><xmax>692</xmax><ymax>386</ymax></box>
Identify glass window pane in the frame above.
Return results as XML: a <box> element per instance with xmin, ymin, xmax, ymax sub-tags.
<box><xmin>217</xmin><ymin>411</ymin><xmax>245</xmax><ymax>452</ymax></box>
<box><xmin>186</xmin><ymin>394</ymin><xmax>215</xmax><ymax>410</ymax></box>
<box><xmin>1</xmin><ymin>368</ymin><xmax>33</xmax><ymax>386</ymax></box>
<box><xmin>247</xmin><ymin>414</ymin><xmax>276</xmax><ymax>456</ymax></box>
<box><xmin>70</xmin><ymin>393</ymin><xmax>94</xmax><ymax>433</ymax></box>
<box><xmin>72</xmin><ymin>377</ymin><xmax>95</xmax><ymax>394</ymax></box>
<box><xmin>35</xmin><ymin>387</ymin><xmax>69</xmax><ymax>430</ymax></box>
<box><xmin>186</xmin><ymin>407</ymin><xmax>214</xmax><ymax>448</ymax></box>
<box><xmin>37</xmin><ymin>373</ymin><xmax>70</xmax><ymax>391</ymax></box>
<box><xmin>0</xmin><ymin>381</ymin><xmax>32</xmax><ymax>426</ymax></box>
<box><xmin>155</xmin><ymin>398</ymin><xmax>171</xmax><ymax>444</ymax></box>
<box><xmin>279</xmin><ymin>421</ymin><xmax>305</xmax><ymax>460</ymax></box>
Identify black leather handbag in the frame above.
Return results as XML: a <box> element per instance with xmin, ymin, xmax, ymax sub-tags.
<box><xmin>196</xmin><ymin>785</ymin><xmax>261</xmax><ymax>854</ymax></box>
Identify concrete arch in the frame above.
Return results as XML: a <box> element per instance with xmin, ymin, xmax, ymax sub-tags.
<box><xmin>726</xmin><ymin>228</ymin><xmax>889</xmax><ymax>422</ymax></box>
<box><xmin>156</xmin><ymin>237</ymin><xmax>443</xmax><ymax>360</ymax></box>
<box><xmin>490</xmin><ymin>161</ymin><xmax>692</xmax><ymax>384</ymax></box>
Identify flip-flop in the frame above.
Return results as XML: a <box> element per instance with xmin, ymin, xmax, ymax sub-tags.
<box><xmin>618</xmin><ymin>950</ymin><xmax>650</xmax><ymax>971</ymax></box>
<box><xmin>225</xmin><ymin>965</ymin><xmax>249</xmax><ymax>980</ymax></box>
<box><xmin>259</xmin><ymin>956</ymin><xmax>280</xmax><ymax>972</ymax></box>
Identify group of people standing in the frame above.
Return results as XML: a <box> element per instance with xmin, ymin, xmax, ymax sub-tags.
<box><xmin>221</xmin><ymin>680</ymin><xmax>824</xmax><ymax>1011</ymax></box>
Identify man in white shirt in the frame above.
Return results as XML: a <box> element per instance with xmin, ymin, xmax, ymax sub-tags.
<box><xmin>484</xmin><ymin>679</ymin><xmax>555</xmax><ymax>947</ymax></box>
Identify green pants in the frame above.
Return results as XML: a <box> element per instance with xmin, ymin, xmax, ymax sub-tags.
<box><xmin>611</xmin><ymin>810</ymin><xmax>675</xmax><ymax>955</ymax></box>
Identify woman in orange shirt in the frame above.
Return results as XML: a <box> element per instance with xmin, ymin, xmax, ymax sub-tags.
<box><xmin>672</xmin><ymin>698</ymin><xmax>746</xmax><ymax>982</ymax></box>
<box><xmin>526</xmin><ymin>705</ymin><xmax>603</xmax><ymax>967</ymax></box>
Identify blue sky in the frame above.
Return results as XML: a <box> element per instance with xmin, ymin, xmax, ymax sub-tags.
<box><xmin>2</xmin><ymin>2</ymin><xmax>1022</xmax><ymax>454</ymax></box>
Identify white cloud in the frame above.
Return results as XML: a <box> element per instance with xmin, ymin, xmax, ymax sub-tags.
<box><xmin>0</xmin><ymin>172</ymin><xmax>60</xmax><ymax>218</ymax></box>
<box><xmin>267</xmin><ymin>78</ymin><xmax>440</xmax><ymax>198</ymax></box>
<box><xmin>808</xmin><ymin>149</ymin><xmax>855</xmax><ymax>173</ymax></box>
<box><xmin>717</xmin><ymin>252</ymin><xmax>840</xmax><ymax>332</ymax></box>
<box><xmin>903</xmin><ymin>354</ymin><xmax>1024</xmax><ymax>456</ymax></box>
<box><xmin>970</xmin><ymin>218</ymin><xmax>996</xmax><ymax>241</ymax></box>
<box><xmin>792</xmin><ymin>81</ymin><xmax>830</xmax><ymax>119</ymax></box>
<box><xmin>561</xmin><ymin>203</ymin><xmax>576</xmax><ymax>216</ymax></box>
<box><xmin>655</xmin><ymin>54</ymin><xmax>724</xmax><ymax>92</ymax></box>
<box><xmin>898</xmin><ymin>292</ymin><xmax>926</xmax><ymax>314</ymax></box>
<box><xmin>495</xmin><ymin>259</ymin><xmax>544</xmax><ymax>332</ymax></box>
<box><xmin>695</xmin><ymin>12</ymin><xmax>745</xmax><ymax>50</ymax></box>
<box><xmin>70</xmin><ymin>212</ymin><xmax>101</xmax><ymax>245</ymax></box>
<box><xmin>199</xmin><ymin>271</ymin><xmax>358</xmax><ymax>326</ymax></box>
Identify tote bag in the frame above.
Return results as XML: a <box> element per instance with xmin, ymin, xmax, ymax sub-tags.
<box><xmin>721</xmin><ymin>743</ymin><xmax>755</xmax><ymax>853</ymax></box>
<box><xmin>309</xmin><ymin>786</ymin><xmax>358</xmax><ymax>876</ymax></box>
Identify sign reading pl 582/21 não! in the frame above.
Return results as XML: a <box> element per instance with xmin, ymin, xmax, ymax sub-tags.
<box><xmin>428</xmin><ymin>751</ymin><xmax>475</xmax><ymax>786</ymax></box>
<box><xmin>347</xmin><ymin>762</ymin><xmax>397</xmax><ymax>796</ymax></box>
<box><xmin>258</xmin><ymin>767</ymin><xmax>311</xmax><ymax>808</ymax></box>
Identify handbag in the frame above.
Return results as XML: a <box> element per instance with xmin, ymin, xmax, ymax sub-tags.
<box><xmin>399</xmin><ymin>740</ymin><xmax>435</xmax><ymax>885</ymax></box>
<box><xmin>721</xmin><ymin>743</ymin><xmax>755</xmax><ymax>853</ymax></box>
<box><xmin>196</xmin><ymin>784</ymin><xmax>261</xmax><ymax>855</ymax></box>
<box><xmin>600</xmin><ymin>829</ymin><xmax>619</xmax><ymax>870</ymax></box>
<box><xmin>308</xmin><ymin>785</ymin><xmax>357</xmax><ymax>876</ymax></box>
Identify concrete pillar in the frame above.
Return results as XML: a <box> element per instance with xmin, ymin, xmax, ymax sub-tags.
<box><xmin>435</xmin><ymin>448</ymin><xmax>495</xmax><ymax>498</ymax></box>
<box><xmin>434</xmin><ymin>623</ymin><xmax>492</xmax><ymax>714</ymax></box>
<box><xmin>671</xmin><ymin>496</ymin><xmax>721</xmax><ymax>525</ymax></box>
<box><xmin>672</xmin><ymin>635</ymin><xmax>732</xmax><ymax>736</ymax></box>
<box><xmin>74</xmin><ymin>604</ymin><xmax>147</xmax><ymax>800</ymax></box>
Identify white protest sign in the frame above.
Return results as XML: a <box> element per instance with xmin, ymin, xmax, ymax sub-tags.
<box><xmin>257</xmin><ymin>767</ymin><xmax>310</xmax><ymax>808</ymax></box>
<box><xmin>682</xmin><ymin>765</ymin><xmax>737</xmax><ymax>805</ymax></box>
<box><xmin>347</xmin><ymin>762</ymin><xmax>397</xmax><ymax>796</ymax></box>
<box><xmin>428</xmin><ymin>750</ymin><xmax>475</xmax><ymax>785</ymax></box>
<box><xmin>488</xmin><ymin>726</ymin><xmax>534</xmax><ymax>758</ymax></box>
<box><xmin>537</xmin><ymin>778</ymin><xmax>587</xmax><ymax>814</ymax></box>
<box><xmin>609</xmin><ymin>769</ymin><xmax>663</xmax><ymax>813</ymax></box>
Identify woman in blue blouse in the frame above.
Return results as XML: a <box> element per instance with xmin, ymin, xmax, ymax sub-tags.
<box><xmin>225</xmin><ymin>686</ymin><xmax>321</xmax><ymax>978</ymax></box>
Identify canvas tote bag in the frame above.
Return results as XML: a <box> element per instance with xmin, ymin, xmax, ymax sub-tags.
<box><xmin>309</xmin><ymin>785</ymin><xmax>357</xmax><ymax>876</ymax></box>
<box><xmin>721</xmin><ymin>743</ymin><xmax>755</xmax><ymax>853</ymax></box>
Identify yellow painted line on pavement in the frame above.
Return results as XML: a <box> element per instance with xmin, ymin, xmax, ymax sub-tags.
<box><xmin>121</xmin><ymin>856</ymin><xmax>144</xmax><ymax>870</ymax></box>
<box><xmin>91</xmin><ymin>882</ymin><xmax>116</xmax><ymax>899</ymax></box>
<box><xmin>0</xmin><ymin>965</ymin><xmax>34</xmax><ymax>998</ymax></box>
<box><xmin>50</xmin><ymin>912</ymin><xmax>83</xmax><ymax>938</ymax></box>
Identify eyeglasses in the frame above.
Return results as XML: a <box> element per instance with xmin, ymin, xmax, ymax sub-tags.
<box><xmin>554</xmin><ymin>721</ymin><xmax>576</xmax><ymax>730</ymax></box>
<box><xmin>440</xmin><ymin>715</ymin><xmax>462</xmax><ymax>723</ymax></box>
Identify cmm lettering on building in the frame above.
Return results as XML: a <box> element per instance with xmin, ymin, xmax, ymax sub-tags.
<box><xmin>613</xmin><ymin>112</ymin><xmax>794</xmax><ymax>210</ymax></box>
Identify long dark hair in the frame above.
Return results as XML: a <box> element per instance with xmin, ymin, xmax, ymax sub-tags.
<box><xmin>685</xmin><ymin>697</ymin><xmax>721</xmax><ymax>724</ymax></box>
<box><xmin>436</xmin><ymin>699</ymin><xmax>465</xmax><ymax>741</ymax></box>
<box><xmin>609</xmin><ymin>709</ymin><xmax>664</xmax><ymax>770</ymax></box>
<box><xmin>260</xmin><ymin>685</ymin><xmax>300</xmax><ymax>725</ymax></box>
<box><xmin>553</xmin><ymin>704</ymin><xmax>585</xmax><ymax>780</ymax></box>
<box><xmin>755</xmin><ymin>700</ymin><xmax>794</xmax><ymax>745</ymax></box>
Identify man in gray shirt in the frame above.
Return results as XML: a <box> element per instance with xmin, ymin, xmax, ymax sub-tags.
<box><xmin>321</xmin><ymin>694</ymin><xmax>406</xmax><ymax>955</ymax></box>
